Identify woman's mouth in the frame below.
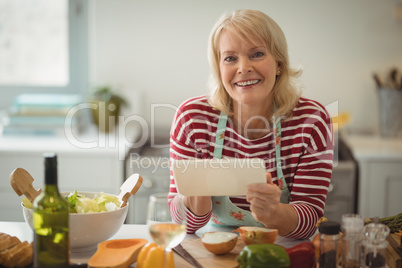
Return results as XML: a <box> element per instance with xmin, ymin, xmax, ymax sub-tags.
<box><xmin>235</xmin><ymin>79</ymin><xmax>260</xmax><ymax>87</ymax></box>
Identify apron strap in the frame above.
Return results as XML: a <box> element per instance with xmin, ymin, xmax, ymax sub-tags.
<box><xmin>272</xmin><ymin>113</ymin><xmax>288</xmax><ymax>192</ymax></box>
<box><xmin>213</xmin><ymin>111</ymin><xmax>228</xmax><ymax>159</ymax></box>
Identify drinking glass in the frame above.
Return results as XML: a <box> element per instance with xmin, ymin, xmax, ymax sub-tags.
<box><xmin>146</xmin><ymin>193</ymin><xmax>187</xmax><ymax>261</ymax></box>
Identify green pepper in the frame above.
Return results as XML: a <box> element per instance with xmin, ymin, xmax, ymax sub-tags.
<box><xmin>237</xmin><ymin>244</ymin><xmax>290</xmax><ymax>268</ymax></box>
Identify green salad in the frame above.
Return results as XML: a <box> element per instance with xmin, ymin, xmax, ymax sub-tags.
<box><xmin>22</xmin><ymin>190</ymin><xmax>121</xmax><ymax>213</ymax></box>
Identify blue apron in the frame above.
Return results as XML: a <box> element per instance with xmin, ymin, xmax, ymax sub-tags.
<box><xmin>210</xmin><ymin>111</ymin><xmax>290</xmax><ymax>227</ymax></box>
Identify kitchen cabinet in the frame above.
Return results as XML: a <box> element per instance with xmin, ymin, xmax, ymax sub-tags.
<box><xmin>343</xmin><ymin>134</ymin><xmax>402</xmax><ymax>218</ymax></box>
<box><xmin>0</xmin><ymin>128</ymin><xmax>130</xmax><ymax>222</ymax></box>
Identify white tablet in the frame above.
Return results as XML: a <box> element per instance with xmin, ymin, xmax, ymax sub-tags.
<box><xmin>172</xmin><ymin>158</ymin><xmax>266</xmax><ymax>196</ymax></box>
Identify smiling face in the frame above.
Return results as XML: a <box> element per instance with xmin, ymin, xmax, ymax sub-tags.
<box><xmin>219</xmin><ymin>30</ymin><xmax>280</xmax><ymax>112</ymax></box>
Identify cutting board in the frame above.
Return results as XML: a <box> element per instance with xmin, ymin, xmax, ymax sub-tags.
<box><xmin>386</xmin><ymin>233</ymin><xmax>402</xmax><ymax>268</ymax></box>
<box><xmin>174</xmin><ymin>238</ymin><xmax>246</xmax><ymax>268</ymax></box>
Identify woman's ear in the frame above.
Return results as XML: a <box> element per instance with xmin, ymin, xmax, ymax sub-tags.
<box><xmin>276</xmin><ymin>62</ymin><xmax>282</xmax><ymax>76</ymax></box>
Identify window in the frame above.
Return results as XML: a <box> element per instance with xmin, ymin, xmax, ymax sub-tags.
<box><xmin>0</xmin><ymin>0</ymin><xmax>88</xmax><ymax>108</ymax></box>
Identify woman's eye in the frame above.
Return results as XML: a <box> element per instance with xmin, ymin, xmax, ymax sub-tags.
<box><xmin>252</xmin><ymin>51</ymin><xmax>264</xmax><ymax>58</ymax></box>
<box><xmin>224</xmin><ymin>56</ymin><xmax>236</xmax><ymax>62</ymax></box>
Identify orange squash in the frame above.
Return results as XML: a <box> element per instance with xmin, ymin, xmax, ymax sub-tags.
<box><xmin>88</xmin><ymin>239</ymin><xmax>147</xmax><ymax>268</ymax></box>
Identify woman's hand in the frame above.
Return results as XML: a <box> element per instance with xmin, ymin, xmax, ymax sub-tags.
<box><xmin>246</xmin><ymin>172</ymin><xmax>281</xmax><ymax>224</ymax></box>
<box><xmin>247</xmin><ymin>172</ymin><xmax>297</xmax><ymax>235</ymax></box>
<box><xmin>184</xmin><ymin>196</ymin><xmax>212</xmax><ymax>216</ymax></box>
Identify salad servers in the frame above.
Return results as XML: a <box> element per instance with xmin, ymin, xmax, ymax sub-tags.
<box><xmin>118</xmin><ymin>173</ymin><xmax>143</xmax><ymax>208</ymax></box>
<box><xmin>10</xmin><ymin>167</ymin><xmax>143</xmax><ymax>208</ymax></box>
<box><xmin>9</xmin><ymin>168</ymin><xmax>42</xmax><ymax>203</ymax></box>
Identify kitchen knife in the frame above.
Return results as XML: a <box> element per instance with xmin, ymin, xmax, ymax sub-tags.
<box><xmin>173</xmin><ymin>243</ymin><xmax>203</xmax><ymax>268</ymax></box>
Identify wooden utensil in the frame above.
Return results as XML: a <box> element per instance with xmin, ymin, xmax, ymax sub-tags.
<box><xmin>118</xmin><ymin>173</ymin><xmax>143</xmax><ymax>208</ymax></box>
<box><xmin>9</xmin><ymin>168</ymin><xmax>42</xmax><ymax>203</ymax></box>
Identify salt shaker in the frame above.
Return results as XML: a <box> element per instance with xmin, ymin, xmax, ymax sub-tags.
<box><xmin>341</xmin><ymin>214</ymin><xmax>364</xmax><ymax>268</ymax></box>
<box><xmin>319</xmin><ymin>221</ymin><xmax>341</xmax><ymax>268</ymax></box>
<box><xmin>362</xmin><ymin>223</ymin><xmax>389</xmax><ymax>268</ymax></box>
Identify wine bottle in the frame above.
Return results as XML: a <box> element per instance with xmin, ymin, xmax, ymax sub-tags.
<box><xmin>33</xmin><ymin>153</ymin><xmax>69</xmax><ymax>267</ymax></box>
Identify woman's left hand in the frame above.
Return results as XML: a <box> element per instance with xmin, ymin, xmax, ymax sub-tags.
<box><xmin>246</xmin><ymin>172</ymin><xmax>282</xmax><ymax>226</ymax></box>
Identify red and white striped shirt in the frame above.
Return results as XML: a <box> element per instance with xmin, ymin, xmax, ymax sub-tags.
<box><xmin>168</xmin><ymin>95</ymin><xmax>334</xmax><ymax>239</ymax></box>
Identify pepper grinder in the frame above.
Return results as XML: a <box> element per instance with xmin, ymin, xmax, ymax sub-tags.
<box><xmin>362</xmin><ymin>223</ymin><xmax>390</xmax><ymax>268</ymax></box>
<box><xmin>341</xmin><ymin>214</ymin><xmax>364</xmax><ymax>268</ymax></box>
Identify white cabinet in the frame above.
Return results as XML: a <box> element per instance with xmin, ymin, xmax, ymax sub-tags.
<box><xmin>0</xmin><ymin>130</ymin><xmax>128</xmax><ymax>222</ymax></box>
<box><xmin>343</xmin><ymin>134</ymin><xmax>402</xmax><ymax>218</ymax></box>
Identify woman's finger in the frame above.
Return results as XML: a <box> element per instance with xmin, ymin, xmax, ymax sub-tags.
<box><xmin>266</xmin><ymin>172</ymin><xmax>273</xmax><ymax>184</ymax></box>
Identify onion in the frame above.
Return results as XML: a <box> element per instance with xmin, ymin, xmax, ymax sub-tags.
<box><xmin>234</xmin><ymin>226</ymin><xmax>278</xmax><ymax>245</ymax></box>
<box><xmin>201</xmin><ymin>232</ymin><xmax>238</xmax><ymax>255</ymax></box>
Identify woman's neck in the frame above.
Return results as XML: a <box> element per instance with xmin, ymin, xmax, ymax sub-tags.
<box><xmin>231</xmin><ymin>102</ymin><xmax>274</xmax><ymax>139</ymax></box>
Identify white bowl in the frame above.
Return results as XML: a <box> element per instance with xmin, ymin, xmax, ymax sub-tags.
<box><xmin>22</xmin><ymin>191</ymin><xmax>128</xmax><ymax>252</ymax></box>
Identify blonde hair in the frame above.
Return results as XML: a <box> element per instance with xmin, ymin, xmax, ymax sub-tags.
<box><xmin>207</xmin><ymin>9</ymin><xmax>301</xmax><ymax>118</ymax></box>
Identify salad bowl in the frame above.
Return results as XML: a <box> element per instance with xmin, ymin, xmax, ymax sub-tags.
<box><xmin>22</xmin><ymin>191</ymin><xmax>128</xmax><ymax>252</ymax></box>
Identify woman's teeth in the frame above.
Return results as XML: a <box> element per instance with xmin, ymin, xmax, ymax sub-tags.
<box><xmin>235</xmin><ymin>80</ymin><xmax>259</xmax><ymax>86</ymax></box>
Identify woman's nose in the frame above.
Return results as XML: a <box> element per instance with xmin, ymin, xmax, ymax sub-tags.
<box><xmin>237</xmin><ymin>58</ymin><xmax>252</xmax><ymax>74</ymax></box>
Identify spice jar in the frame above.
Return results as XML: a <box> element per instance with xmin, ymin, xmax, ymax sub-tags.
<box><xmin>362</xmin><ymin>223</ymin><xmax>389</xmax><ymax>268</ymax></box>
<box><xmin>319</xmin><ymin>221</ymin><xmax>341</xmax><ymax>268</ymax></box>
<box><xmin>341</xmin><ymin>214</ymin><xmax>364</xmax><ymax>268</ymax></box>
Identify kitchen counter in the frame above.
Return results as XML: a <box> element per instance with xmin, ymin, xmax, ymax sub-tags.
<box><xmin>0</xmin><ymin>221</ymin><xmax>308</xmax><ymax>267</ymax></box>
<box><xmin>342</xmin><ymin>133</ymin><xmax>402</xmax><ymax>218</ymax></box>
<box><xmin>342</xmin><ymin>133</ymin><xmax>402</xmax><ymax>160</ymax></box>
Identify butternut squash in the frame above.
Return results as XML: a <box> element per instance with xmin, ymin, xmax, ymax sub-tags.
<box><xmin>88</xmin><ymin>239</ymin><xmax>147</xmax><ymax>268</ymax></box>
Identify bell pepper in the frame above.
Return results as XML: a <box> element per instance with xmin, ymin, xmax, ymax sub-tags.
<box><xmin>285</xmin><ymin>242</ymin><xmax>316</xmax><ymax>268</ymax></box>
<box><xmin>137</xmin><ymin>242</ymin><xmax>174</xmax><ymax>268</ymax></box>
<box><xmin>237</xmin><ymin>244</ymin><xmax>290</xmax><ymax>268</ymax></box>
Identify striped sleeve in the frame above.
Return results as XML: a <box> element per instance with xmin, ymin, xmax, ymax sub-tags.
<box><xmin>285</xmin><ymin>99</ymin><xmax>334</xmax><ymax>239</ymax></box>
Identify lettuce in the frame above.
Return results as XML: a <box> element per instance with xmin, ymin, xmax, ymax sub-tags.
<box><xmin>66</xmin><ymin>190</ymin><xmax>80</xmax><ymax>213</ymax></box>
<box><xmin>22</xmin><ymin>191</ymin><xmax>121</xmax><ymax>214</ymax></box>
<box><xmin>22</xmin><ymin>197</ymin><xmax>33</xmax><ymax>209</ymax></box>
<box><xmin>73</xmin><ymin>192</ymin><xmax>120</xmax><ymax>213</ymax></box>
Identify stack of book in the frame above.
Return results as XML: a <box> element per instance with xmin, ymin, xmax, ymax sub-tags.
<box><xmin>1</xmin><ymin>94</ymin><xmax>86</xmax><ymax>136</ymax></box>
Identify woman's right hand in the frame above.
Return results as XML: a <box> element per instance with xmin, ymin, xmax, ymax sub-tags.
<box><xmin>184</xmin><ymin>196</ymin><xmax>212</xmax><ymax>216</ymax></box>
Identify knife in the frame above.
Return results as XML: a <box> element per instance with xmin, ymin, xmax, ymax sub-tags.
<box><xmin>173</xmin><ymin>243</ymin><xmax>203</xmax><ymax>268</ymax></box>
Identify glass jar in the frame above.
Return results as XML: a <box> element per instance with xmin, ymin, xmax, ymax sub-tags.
<box><xmin>319</xmin><ymin>221</ymin><xmax>341</xmax><ymax>268</ymax></box>
<box><xmin>341</xmin><ymin>214</ymin><xmax>364</xmax><ymax>268</ymax></box>
<box><xmin>362</xmin><ymin>223</ymin><xmax>389</xmax><ymax>268</ymax></box>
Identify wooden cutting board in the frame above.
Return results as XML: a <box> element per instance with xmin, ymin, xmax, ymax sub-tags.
<box><xmin>174</xmin><ymin>238</ymin><xmax>246</xmax><ymax>268</ymax></box>
<box><xmin>386</xmin><ymin>233</ymin><xmax>402</xmax><ymax>268</ymax></box>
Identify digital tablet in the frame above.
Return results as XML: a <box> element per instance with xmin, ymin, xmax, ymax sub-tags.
<box><xmin>172</xmin><ymin>158</ymin><xmax>266</xmax><ymax>196</ymax></box>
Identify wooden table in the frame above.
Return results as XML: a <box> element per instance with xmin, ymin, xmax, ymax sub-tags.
<box><xmin>0</xmin><ymin>221</ymin><xmax>307</xmax><ymax>267</ymax></box>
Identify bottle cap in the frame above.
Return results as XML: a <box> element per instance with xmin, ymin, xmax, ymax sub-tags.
<box><xmin>319</xmin><ymin>221</ymin><xmax>340</xmax><ymax>235</ymax></box>
<box><xmin>341</xmin><ymin>214</ymin><xmax>364</xmax><ymax>233</ymax></box>
<box><xmin>44</xmin><ymin>152</ymin><xmax>57</xmax><ymax>166</ymax></box>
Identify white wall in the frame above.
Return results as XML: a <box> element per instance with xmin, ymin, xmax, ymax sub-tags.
<box><xmin>89</xmin><ymin>0</ymin><xmax>402</xmax><ymax>132</ymax></box>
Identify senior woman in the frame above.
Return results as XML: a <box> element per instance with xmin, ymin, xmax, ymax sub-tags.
<box><xmin>168</xmin><ymin>9</ymin><xmax>333</xmax><ymax>239</ymax></box>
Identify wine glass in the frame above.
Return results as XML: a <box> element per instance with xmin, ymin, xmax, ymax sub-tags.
<box><xmin>147</xmin><ymin>193</ymin><xmax>187</xmax><ymax>257</ymax></box>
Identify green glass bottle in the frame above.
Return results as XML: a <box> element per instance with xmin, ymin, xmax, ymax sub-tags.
<box><xmin>33</xmin><ymin>153</ymin><xmax>69</xmax><ymax>267</ymax></box>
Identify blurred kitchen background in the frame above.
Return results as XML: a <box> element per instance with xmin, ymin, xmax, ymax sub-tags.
<box><xmin>0</xmin><ymin>0</ymin><xmax>401</xmax><ymax>224</ymax></box>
